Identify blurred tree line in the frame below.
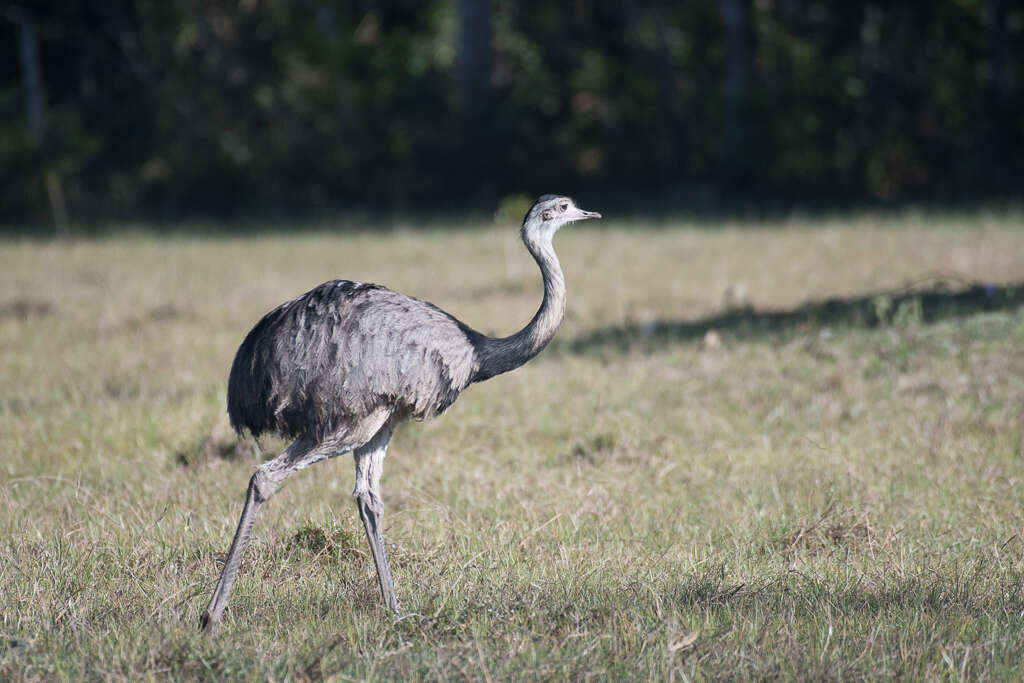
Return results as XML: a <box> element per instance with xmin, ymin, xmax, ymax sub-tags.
<box><xmin>2</xmin><ymin>0</ymin><xmax>1021</xmax><ymax>224</ymax></box>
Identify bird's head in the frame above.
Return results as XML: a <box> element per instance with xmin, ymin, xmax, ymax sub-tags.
<box><xmin>521</xmin><ymin>194</ymin><xmax>601</xmax><ymax>243</ymax></box>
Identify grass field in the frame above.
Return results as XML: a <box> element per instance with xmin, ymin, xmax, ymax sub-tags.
<box><xmin>2</xmin><ymin>211</ymin><xmax>1024</xmax><ymax>680</ymax></box>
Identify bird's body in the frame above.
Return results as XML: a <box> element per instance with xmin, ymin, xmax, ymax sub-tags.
<box><xmin>200</xmin><ymin>195</ymin><xmax>600</xmax><ymax>633</ymax></box>
<box><xmin>227</xmin><ymin>280</ymin><xmax>479</xmax><ymax>440</ymax></box>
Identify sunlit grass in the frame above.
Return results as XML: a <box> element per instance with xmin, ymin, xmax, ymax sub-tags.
<box><xmin>2</xmin><ymin>211</ymin><xmax>1024</xmax><ymax>679</ymax></box>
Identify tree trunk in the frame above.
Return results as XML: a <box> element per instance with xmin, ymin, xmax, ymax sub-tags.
<box><xmin>16</xmin><ymin>13</ymin><xmax>45</xmax><ymax>144</ymax></box>
<box><xmin>719</xmin><ymin>0</ymin><xmax>754</xmax><ymax>187</ymax></box>
<box><xmin>456</xmin><ymin>0</ymin><xmax>493</xmax><ymax>118</ymax></box>
<box><xmin>986</xmin><ymin>0</ymin><xmax>1010</xmax><ymax>188</ymax></box>
<box><xmin>15</xmin><ymin>11</ymin><xmax>69</xmax><ymax>236</ymax></box>
<box><xmin>989</xmin><ymin>0</ymin><xmax>1007</xmax><ymax>105</ymax></box>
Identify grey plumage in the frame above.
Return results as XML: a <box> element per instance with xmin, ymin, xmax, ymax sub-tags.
<box><xmin>200</xmin><ymin>195</ymin><xmax>601</xmax><ymax>633</ymax></box>
<box><xmin>227</xmin><ymin>281</ymin><xmax>477</xmax><ymax>440</ymax></box>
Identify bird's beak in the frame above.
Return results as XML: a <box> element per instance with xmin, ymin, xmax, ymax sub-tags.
<box><xmin>571</xmin><ymin>208</ymin><xmax>602</xmax><ymax>221</ymax></box>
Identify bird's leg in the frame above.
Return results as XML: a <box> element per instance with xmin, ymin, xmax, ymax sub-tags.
<box><xmin>200</xmin><ymin>437</ymin><xmax>314</xmax><ymax>634</ymax></box>
<box><xmin>356</xmin><ymin>492</ymin><xmax>400</xmax><ymax>613</ymax></box>
<box><xmin>353</xmin><ymin>423</ymin><xmax>402</xmax><ymax>614</ymax></box>
<box><xmin>199</xmin><ymin>471</ymin><xmax>266</xmax><ymax>634</ymax></box>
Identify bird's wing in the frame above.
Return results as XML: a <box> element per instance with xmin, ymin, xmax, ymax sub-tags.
<box><xmin>340</xmin><ymin>285</ymin><xmax>479</xmax><ymax>420</ymax></box>
<box><xmin>228</xmin><ymin>280</ymin><xmax>478</xmax><ymax>439</ymax></box>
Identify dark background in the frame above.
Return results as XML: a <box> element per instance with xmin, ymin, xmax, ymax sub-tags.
<box><xmin>3</xmin><ymin>0</ymin><xmax>1022</xmax><ymax>227</ymax></box>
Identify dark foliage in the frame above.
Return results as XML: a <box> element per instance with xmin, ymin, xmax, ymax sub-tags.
<box><xmin>3</xmin><ymin>0</ymin><xmax>1022</xmax><ymax>223</ymax></box>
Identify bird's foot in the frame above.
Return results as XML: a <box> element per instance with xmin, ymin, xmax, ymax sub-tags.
<box><xmin>199</xmin><ymin>610</ymin><xmax>219</xmax><ymax>636</ymax></box>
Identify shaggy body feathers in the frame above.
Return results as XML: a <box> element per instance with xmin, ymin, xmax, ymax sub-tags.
<box><xmin>228</xmin><ymin>280</ymin><xmax>480</xmax><ymax>440</ymax></box>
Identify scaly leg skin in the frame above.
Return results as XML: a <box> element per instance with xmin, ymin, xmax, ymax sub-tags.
<box><xmin>199</xmin><ymin>472</ymin><xmax>265</xmax><ymax>634</ymax></box>
<box><xmin>199</xmin><ymin>437</ymin><xmax>317</xmax><ymax>634</ymax></box>
<box><xmin>356</xmin><ymin>494</ymin><xmax>401</xmax><ymax>613</ymax></box>
<box><xmin>353</xmin><ymin>421</ymin><xmax>402</xmax><ymax>615</ymax></box>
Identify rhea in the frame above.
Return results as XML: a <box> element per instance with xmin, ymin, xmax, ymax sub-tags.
<box><xmin>199</xmin><ymin>195</ymin><xmax>600</xmax><ymax>632</ymax></box>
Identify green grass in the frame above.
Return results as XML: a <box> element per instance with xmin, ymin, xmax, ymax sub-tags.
<box><xmin>2</xmin><ymin>212</ymin><xmax>1024</xmax><ymax>680</ymax></box>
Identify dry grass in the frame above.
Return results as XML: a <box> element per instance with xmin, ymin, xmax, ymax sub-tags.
<box><xmin>2</xmin><ymin>211</ymin><xmax>1024</xmax><ymax>680</ymax></box>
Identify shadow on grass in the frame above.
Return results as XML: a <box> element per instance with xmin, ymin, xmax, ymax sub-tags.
<box><xmin>566</xmin><ymin>280</ymin><xmax>1024</xmax><ymax>353</ymax></box>
<box><xmin>669</xmin><ymin>564</ymin><xmax>1024</xmax><ymax>620</ymax></box>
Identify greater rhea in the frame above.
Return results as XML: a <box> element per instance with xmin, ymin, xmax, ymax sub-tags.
<box><xmin>200</xmin><ymin>195</ymin><xmax>601</xmax><ymax>633</ymax></box>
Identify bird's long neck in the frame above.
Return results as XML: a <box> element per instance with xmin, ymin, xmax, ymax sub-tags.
<box><xmin>471</xmin><ymin>235</ymin><xmax>565</xmax><ymax>383</ymax></box>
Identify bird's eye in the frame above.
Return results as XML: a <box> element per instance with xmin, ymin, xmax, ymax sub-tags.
<box><xmin>559</xmin><ymin>203</ymin><xmax>568</xmax><ymax>212</ymax></box>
